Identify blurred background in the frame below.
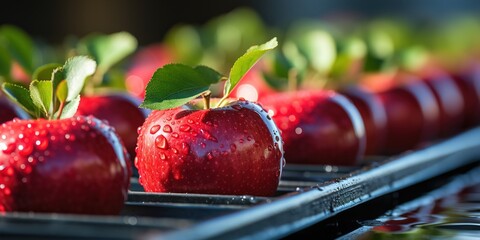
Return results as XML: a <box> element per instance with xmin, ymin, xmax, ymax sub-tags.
<box><xmin>2</xmin><ymin>0</ymin><xmax>480</xmax><ymax>45</ymax></box>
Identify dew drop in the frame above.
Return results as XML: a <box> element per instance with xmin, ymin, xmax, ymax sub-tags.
<box><xmin>239</xmin><ymin>139</ymin><xmax>244</xmax><ymax>144</ymax></box>
<box><xmin>173</xmin><ymin>171</ymin><xmax>182</xmax><ymax>180</ymax></box>
<box><xmin>172</xmin><ymin>148</ymin><xmax>178</xmax><ymax>154</ymax></box>
<box><xmin>171</xmin><ymin>133</ymin><xmax>179</xmax><ymax>138</ymax></box>
<box><xmin>187</xmin><ymin>119</ymin><xmax>194</xmax><ymax>124</ymax></box>
<box><xmin>200</xmin><ymin>142</ymin><xmax>206</xmax><ymax>149</ymax></box>
<box><xmin>18</xmin><ymin>144</ymin><xmax>33</xmax><ymax>157</ymax></box>
<box><xmin>163</xmin><ymin>125</ymin><xmax>172</xmax><ymax>133</ymax></box>
<box><xmin>137</xmin><ymin>126</ymin><xmax>142</xmax><ymax>134</ymax></box>
<box><xmin>205</xmin><ymin>121</ymin><xmax>213</xmax><ymax>126</ymax></box>
<box><xmin>160</xmin><ymin>153</ymin><xmax>166</xmax><ymax>160</ymax></box>
<box><xmin>206</xmin><ymin>152</ymin><xmax>214</xmax><ymax>160</ymax></box>
<box><xmin>35</xmin><ymin>139</ymin><xmax>49</xmax><ymax>151</ymax></box>
<box><xmin>181</xmin><ymin>142</ymin><xmax>190</xmax><ymax>154</ymax></box>
<box><xmin>275</xmin><ymin>135</ymin><xmax>280</xmax><ymax>142</ymax></box>
<box><xmin>230</xmin><ymin>144</ymin><xmax>237</xmax><ymax>152</ymax></box>
<box><xmin>179</xmin><ymin>125</ymin><xmax>191</xmax><ymax>132</ymax></box>
<box><xmin>3</xmin><ymin>143</ymin><xmax>15</xmax><ymax>154</ymax></box>
<box><xmin>155</xmin><ymin>135</ymin><xmax>168</xmax><ymax>149</ymax></box>
<box><xmin>150</xmin><ymin>125</ymin><xmax>161</xmax><ymax>134</ymax></box>
<box><xmin>232</xmin><ymin>105</ymin><xmax>242</xmax><ymax>110</ymax></box>
<box><xmin>247</xmin><ymin>136</ymin><xmax>253</xmax><ymax>141</ymax></box>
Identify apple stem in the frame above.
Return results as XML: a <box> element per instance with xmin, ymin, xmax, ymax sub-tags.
<box><xmin>203</xmin><ymin>91</ymin><xmax>211</xmax><ymax>109</ymax></box>
<box><xmin>56</xmin><ymin>100</ymin><xmax>65</xmax><ymax>120</ymax></box>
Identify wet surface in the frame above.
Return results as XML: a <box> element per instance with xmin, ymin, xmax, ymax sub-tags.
<box><xmin>353</xmin><ymin>173</ymin><xmax>480</xmax><ymax>239</ymax></box>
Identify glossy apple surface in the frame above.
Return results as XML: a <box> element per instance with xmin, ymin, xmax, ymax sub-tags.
<box><xmin>451</xmin><ymin>66</ymin><xmax>480</xmax><ymax>129</ymax></box>
<box><xmin>76</xmin><ymin>93</ymin><xmax>149</xmax><ymax>162</ymax></box>
<box><xmin>260</xmin><ymin>90</ymin><xmax>366</xmax><ymax>166</ymax></box>
<box><xmin>420</xmin><ymin>68</ymin><xmax>464</xmax><ymax>137</ymax></box>
<box><xmin>372</xmin><ymin>74</ymin><xmax>440</xmax><ymax>155</ymax></box>
<box><xmin>0</xmin><ymin>116</ymin><xmax>130</xmax><ymax>214</ymax></box>
<box><xmin>339</xmin><ymin>86</ymin><xmax>387</xmax><ymax>156</ymax></box>
<box><xmin>135</xmin><ymin>100</ymin><xmax>284</xmax><ymax>196</ymax></box>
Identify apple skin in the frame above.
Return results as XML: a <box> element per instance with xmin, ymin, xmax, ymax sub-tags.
<box><xmin>374</xmin><ymin>75</ymin><xmax>440</xmax><ymax>155</ymax></box>
<box><xmin>135</xmin><ymin>100</ymin><xmax>284</xmax><ymax>196</ymax></box>
<box><xmin>420</xmin><ymin>69</ymin><xmax>465</xmax><ymax>138</ymax></box>
<box><xmin>451</xmin><ymin>66</ymin><xmax>480</xmax><ymax>129</ymax></box>
<box><xmin>125</xmin><ymin>44</ymin><xmax>175</xmax><ymax>99</ymax></box>
<box><xmin>339</xmin><ymin>86</ymin><xmax>388</xmax><ymax>156</ymax></box>
<box><xmin>0</xmin><ymin>96</ymin><xmax>30</xmax><ymax>124</ymax></box>
<box><xmin>76</xmin><ymin>93</ymin><xmax>149</xmax><ymax>163</ymax></box>
<box><xmin>260</xmin><ymin>90</ymin><xmax>366</xmax><ymax>166</ymax></box>
<box><xmin>0</xmin><ymin>116</ymin><xmax>130</xmax><ymax>214</ymax></box>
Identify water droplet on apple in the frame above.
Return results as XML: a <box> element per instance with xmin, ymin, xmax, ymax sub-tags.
<box><xmin>171</xmin><ymin>132</ymin><xmax>179</xmax><ymax>138</ymax></box>
<box><xmin>187</xmin><ymin>119</ymin><xmax>194</xmax><ymax>124</ymax></box>
<box><xmin>275</xmin><ymin>136</ymin><xmax>280</xmax><ymax>142</ymax></box>
<box><xmin>173</xmin><ymin>170</ymin><xmax>182</xmax><ymax>180</ymax></box>
<box><xmin>3</xmin><ymin>143</ymin><xmax>15</xmax><ymax>154</ymax></box>
<box><xmin>181</xmin><ymin>142</ymin><xmax>190</xmax><ymax>154</ymax></box>
<box><xmin>172</xmin><ymin>148</ymin><xmax>178</xmax><ymax>154</ymax></box>
<box><xmin>163</xmin><ymin>125</ymin><xmax>172</xmax><ymax>133</ymax></box>
<box><xmin>155</xmin><ymin>134</ymin><xmax>168</xmax><ymax>149</ymax></box>
<box><xmin>200</xmin><ymin>142</ymin><xmax>206</xmax><ymax>149</ymax></box>
<box><xmin>201</xmin><ymin>129</ymin><xmax>217</xmax><ymax>142</ymax></box>
<box><xmin>35</xmin><ymin>138</ymin><xmax>49</xmax><ymax>151</ymax></box>
<box><xmin>179</xmin><ymin>125</ymin><xmax>191</xmax><ymax>132</ymax></box>
<box><xmin>18</xmin><ymin>143</ymin><xmax>33</xmax><ymax>157</ymax></box>
<box><xmin>160</xmin><ymin>153</ymin><xmax>166</xmax><ymax>160</ymax></box>
<box><xmin>137</xmin><ymin>126</ymin><xmax>142</xmax><ymax>134</ymax></box>
<box><xmin>150</xmin><ymin>125</ymin><xmax>161</xmax><ymax>134</ymax></box>
<box><xmin>206</xmin><ymin>152</ymin><xmax>214</xmax><ymax>160</ymax></box>
<box><xmin>247</xmin><ymin>136</ymin><xmax>252</xmax><ymax>141</ymax></box>
<box><xmin>205</xmin><ymin>121</ymin><xmax>213</xmax><ymax>126</ymax></box>
<box><xmin>239</xmin><ymin>139</ymin><xmax>244</xmax><ymax>144</ymax></box>
<box><xmin>230</xmin><ymin>144</ymin><xmax>236</xmax><ymax>152</ymax></box>
<box><xmin>232</xmin><ymin>105</ymin><xmax>242</xmax><ymax>110</ymax></box>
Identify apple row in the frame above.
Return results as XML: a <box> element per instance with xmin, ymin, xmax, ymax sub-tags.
<box><xmin>1</xmin><ymin>10</ymin><xmax>480</xmax><ymax>215</ymax></box>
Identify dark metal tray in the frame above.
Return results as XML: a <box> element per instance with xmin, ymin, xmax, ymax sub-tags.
<box><xmin>2</xmin><ymin>128</ymin><xmax>480</xmax><ymax>240</ymax></box>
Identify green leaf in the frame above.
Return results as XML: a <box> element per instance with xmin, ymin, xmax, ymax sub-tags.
<box><xmin>141</xmin><ymin>64</ymin><xmax>223</xmax><ymax>110</ymax></box>
<box><xmin>194</xmin><ymin>65</ymin><xmax>225</xmax><ymax>84</ymax></box>
<box><xmin>55</xmin><ymin>95</ymin><xmax>80</xmax><ymax>119</ymax></box>
<box><xmin>82</xmin><ymin>32</ymin><xmax>137</xmax><ymax>72</ymax></box>
<box><xmin>33</xmin><ymin>63</ymin><xmax>61</xmax><ymax>81</ymax></box>
<box><xmin>0</xmin><ymin>45</ymin><xmax>11</xmax><ymax>81</ymax></box>
<box><xmin>62</xmin><ymin>56</ymin><xmax>96</xmax><ymax>101</ymax></box>
<box><xmin>1</xmin><ymin>82</ymin><xmax>36</xmax><ymax>116</ymax></box>
<box><xmin>30</xmin><ymin>80</ymin><xmax>53</xmax><ymax>117</ymax></box>
<box><xmin>0</xmin><ymin>25</ymin><xmax>34</xmax><ymax>74</ymax></box>
<box><xmin>224</xmin><ymin>37</ymin><xmax>278</xmax><ymax>97</ymax></box>
<box><xmin>55</xmin><ymin>80</ymin><xmax>68</xmax><ymax>103</ymax></box>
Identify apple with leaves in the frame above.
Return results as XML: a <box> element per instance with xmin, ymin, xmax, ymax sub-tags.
<box><xmin>135</xmin><ymin>38</ymin><xmax>284</xmax><ymax>196</ymax></box>
<box><xmin>0</xmin><ymin>56</ymin><xmax>130</xmax><ymax>214</ymax></box>
<box><xmin>73</xmin><ymin>32</ymin><xmax>148</xmax><ymax>162</ymax></box>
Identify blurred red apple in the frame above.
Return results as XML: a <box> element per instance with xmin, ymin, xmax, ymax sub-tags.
<box><xmin>260</xmin><ymin>90</ymin><xmax>366</xmax><ymax>166</ymax></box>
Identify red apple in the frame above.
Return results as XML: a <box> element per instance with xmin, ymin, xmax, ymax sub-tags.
<box><xmin>0</xmin><ymin>116</ymin><xmax>130</xmax><ymax>214</ymax></box>
<box><xmin>136</xmin><ymin>100</ymin><xmax>283</xmax><ymax>196</ymax></box>
<box><xmin>419</xmin><ymin>68</ymin><xmax>465</xmax><ymax>137</ymax></box>
<box><xmin>365</xmin><ymin>73</ymin><xmax>440</xmax><ymax>155</ymax></box>
<box><xmin>260</xmin><ymin>90</ymin><xmax>366</xmax><ymax>166</ymax></box>
<box><xmin>0</xmin><ymin>56</ymin><xmax>130</xmax><ymax>214</ymax></box>
<box><xmin>76</xmin><ymin>93</ymin><xmax>149</xmax><ymax>162</ymax></box>
<box><xmin>135</xmin><ymin>38</ymin><xmax>281</xmax><ymax>195</ymax></box>
<box><xmin>339</xmin><ymin>85</ymin><xmax>388</xmax><ymax>156</ymax></box>
<box><xmin>125</xmin><ymin>44</ymin><xmax>175</xmax><ymax>99</ymax></box>
<box><xmin>451</xmin><ymin>65</ymin><xmax>480</xmax><ymax>129</ymax></box>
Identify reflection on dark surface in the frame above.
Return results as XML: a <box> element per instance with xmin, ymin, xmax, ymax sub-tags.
<box><xmin>357</xmin><ymin>184</ymin><xmax>480</xmax><ymax>239</ymax></box>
